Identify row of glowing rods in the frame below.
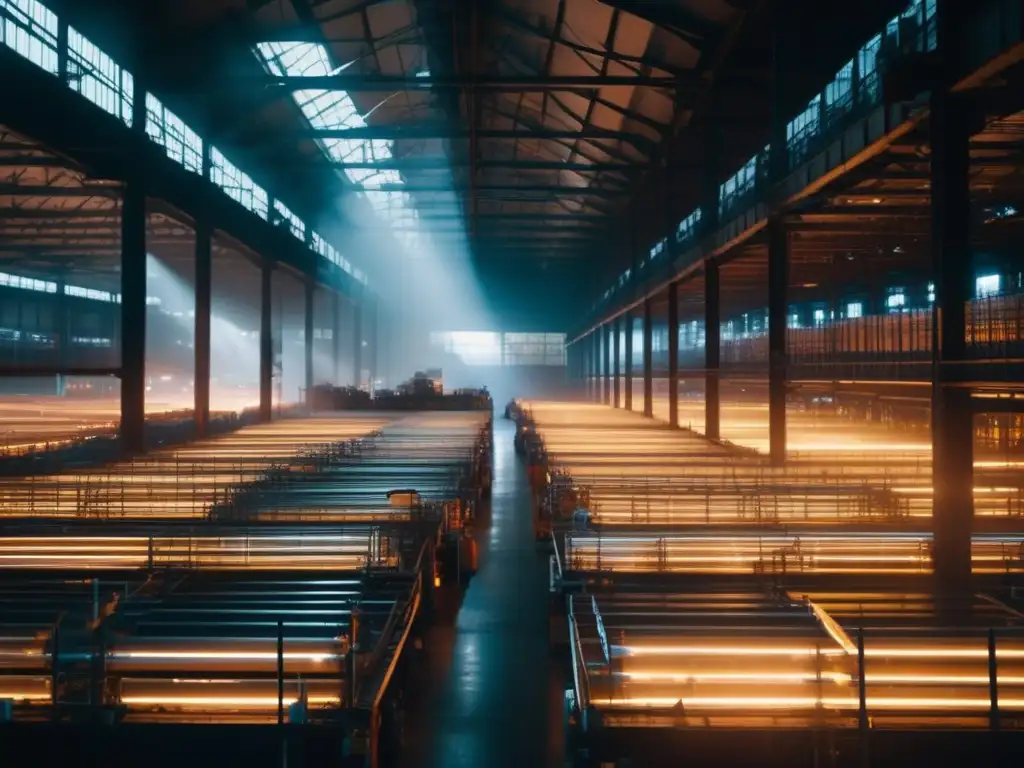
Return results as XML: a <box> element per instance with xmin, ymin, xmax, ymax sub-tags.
<box><xmin>0</xmin><ymin>535</ymin><xmax>380</xmax><ymax>569</ymax></box>
<box><xmin>564</xmin><ymin>533</ymin><xmax>1024</xmax><ymax>574</ymax></box>
<box><xmin>0</xmin><ymin>412</ymin><xmax>495</xmax><ymax>715</ymax></box>
<box><xmin>7</xmin><ymin>643</ymin><xmax>1024</xmax><ymax>710</ymax></box>
<box><xmin>526</xmin><ymin>401</ymin><xmax>1024</xmax><ymax>717</ymax></box>
<box><xmin>0</xmin><ymin>533</ymin><xmax>1012</xmax><ymax>572</ymax></box>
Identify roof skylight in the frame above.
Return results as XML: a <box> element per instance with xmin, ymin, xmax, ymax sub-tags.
<box><xmin>255</xmin><ymin>42</ymin><xmax>424</xmax><ymax>253</ymax></box>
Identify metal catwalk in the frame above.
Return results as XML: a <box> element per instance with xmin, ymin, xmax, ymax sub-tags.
<box><xmin>401</xmin><ymin>420</ymin><xmax>563</xmax><ymax>768</ymax></box>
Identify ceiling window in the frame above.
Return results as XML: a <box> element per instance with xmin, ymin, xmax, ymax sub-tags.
<box><xmin>0</xmin><ymin>0</ymin><xmax>59</xmax><ymax>74</ymax></box>
<box><xmin>255</xmin><ymin>41</ymin><xmax>418</xmax><ymax>263</ymax></box>
<box><xmin>976</xmin><ymin>274</ymin><xmax>1001</xmax><ymax>299</ymax></box>
<box><xmin>886</xmin><ymin>291</ymin><xmax>906</xmax><ymax>311</ymax></box>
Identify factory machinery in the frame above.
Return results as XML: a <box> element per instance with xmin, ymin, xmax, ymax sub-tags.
<box><xmin>310</xmin><ymin>379</ymin><xmax>493</xmax><ymax>413</ymax></box>
<box><xmin>0</xmin><ymin>409</ymin><xmax>492</xmax><ymax>767</ymax></box>
<box><xmin>519</xmin><ymin>401</ymin><xmax>1024</xmax><ymax>766</ymax></box>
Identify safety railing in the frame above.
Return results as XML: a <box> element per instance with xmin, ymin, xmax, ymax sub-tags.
<box><xmin>568</xmin><ymin>596</ymin><xmax>592</xmax><ymax>717</ymax></box>
<box><xmin>367</xmin><ymin>558</ymin><xmax>424</xmax><ymax>768</ymax></box>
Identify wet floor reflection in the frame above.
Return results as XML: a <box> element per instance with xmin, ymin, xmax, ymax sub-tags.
<box><xmin>399</xmin><ymin>420</ymin><xmax>563</xmax><ymax>768</ymax></box>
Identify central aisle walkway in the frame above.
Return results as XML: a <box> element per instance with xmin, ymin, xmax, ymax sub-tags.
<box><xmin>400</xmin><ymin>419</ymin><xmax>562</xmax><ymax>768</ymax></box>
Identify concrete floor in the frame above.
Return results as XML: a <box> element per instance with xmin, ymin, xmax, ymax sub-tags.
<box><xmin>400</xmin><ymin>419</ymin><xmax>564</xmax><ymax>768</ymax></box>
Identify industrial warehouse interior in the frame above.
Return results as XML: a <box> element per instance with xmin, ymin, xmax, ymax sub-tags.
<box><xmin>1</xmin><ymin>0</ymin><xmax>1024</xmax><ymax>766</ymax></box>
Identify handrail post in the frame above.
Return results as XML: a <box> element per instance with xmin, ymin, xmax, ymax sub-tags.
<box><xmin>989</xmin><ymin>628</ymin><xmax>999</xmax><ymax>732</ymax></box>
<box><xmin>858</xmin><ymin>628</ymin><xmax>868</xmax><ymax>767</ymax></box>
<box><xmin>277</xmin><ymin>620</ymin><xmax>285</xmax><ymax>725</ymax></box>
<box><xmin>51</xmin><ymin>620</ymin><xmax>60</xmax><ymax>723</ymax></box>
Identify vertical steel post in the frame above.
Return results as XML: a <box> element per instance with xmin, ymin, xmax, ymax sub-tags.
<box><xmin>120</xmin><ymin>76</ymin><xmax>148</xmax><ymax>453</ymax></box>
<box><xmin>352</xmin><ymin>300</ymin><xmax>363</xmax><ymax>389</ymax></box>
<box><xmin>624</xmin><ymin>312</ymin><xmax>634</xmax><ymax>411</ymax></box>
<box><xmin>259</xmin><ymin>263</ymin><xmax>274</xmax><ymax>421</ymax></box>
<box><xmin>51</xmin><ymin>621</ymin><xmax>60</xmax><ymax>723</ymax></box>
<box><xmin>277</xmin><ymin>620</ymin><xmax>285</xmax><ymax>725</ymax></box>
<box><xmin>193</xmin><ymin>154</ymin><xmax>212</xmax><ymax>436</ymax></box>
<box><xmin>120</xmin><ymin>180</ymin><xmax>147</xmax><ymax>453</ymax></box>
<box><xmin>602</xmin><ymin>325</ymin><xmax>611</xmax><ymax>405</ymax></box>
<box><xmin>55</xmin><ymin>275</ymin><xmax>68</xmax><ymax>397</ymax></box>
<box><xmin>642</xmin><ymin>298</ymin><xmax>653</xmax><ymax>417</ymax></box>
<box><xmin>930</xmin><ymin>10</ymin><xmax>973</xmax><ymax>593</ymax></box>
<box><xmin>768</xmin><ymin>219</ymin><xmax>788</xmax><ymax>465</ymax></box>
<box><xmin>368</xmin><ymin>298</ymin><xmax>378</xmax><ymax>391</ymax></box>
<box><xmin>304</xmin><ymin>281</ymin><xmax>314</xmax><ymax>405</ymax></box>
<box><xmin>333</xmin><ymin>291</ymin><xmax>343</xmax><ymax>386</ymax></box>
<box><xmin>612</xmin><ymin>317</ymin><xmax>621</xmax><ymax>408</ymax></box>
<box><xmin>705</xmin><ymin>262</ymin><xmax>721</xmax><ymax>440</ymax></box>
<box><xmin>667</xmin><ymin>281</ymin><xmax>679</xmax><ymax>428</ymax></box>
<box><xmin>989</xmin><ymin>628</ymin><xmax>999</xmax><ymax>731</ymax></box>
<box><xmin>858</xmin><ymin>628</ymin><xmax>868</xmax><ymax>766</ymax></box>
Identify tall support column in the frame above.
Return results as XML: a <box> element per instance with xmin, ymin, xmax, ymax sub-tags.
<box><xmin>624</xmin><ymin>312</ymin><xmax>634</xmax><ymax>410</ymax></box>
<box><xmin>579</xmin><ymin>343</ymin><xmax>586</xmax><ymax>389</ymax></box>
<box><xmin>193</xmin><ymin>213</ymin><xmax>212</xmax><ymax>437</ymax></box>
<box><xmin>120</xmin><ymin>69</ymin><xmax>149</xmax><ymax>453</ymax></box>
<box><xmin>598</xmin><ymin>325</ymin><xmax>606</xmax><ymax>405</ymax></box>
<box><xmin>931</xmin><ymin>87</ymin><xmax>973</xmax><ymax>594</ymax></box>
<box><xmin>705</xmin><ymin>262</ymin><xmax>721</xmax><ymax>440</ymax></box>
<box><xmin>592</xmin><ymin>332</ymin><xmax>600</xmax><ymax>402</ymax></box>
<box><xmin>642</xmin><ymin>298</ymin><xmax>653</xmax><ymax>417</ymax></box>
<box><xmin>332</xmin><ymin>292</ymin><xmax>343</xmax><ymax>386</ymax></box>
<box><xmin>120</xmin><ymin>177</ymin><xmax>147</xmax><ymax>454</ymax></box>
<box><xmin>368</xmin><ymin>299</ymin><xmax>378</xmax><ymax>391</ymax></box>
<box><xmin>612</xmin><ymin>317</ymin><xmax>621</xmax><ymax>408</ymax></box>
<box><xmin>303</xmin><ymin>281</ymin><xmax>314</xmax><ymax>404</ymax></box>
<box><xmin>590</xmin><ymin>334</ymin><xmax>597</xmax><ymax>400</ymax></box>
<box><xmin>259</xmin><ymin>263</ymin><xmax>274</xmax><ymax>421</ymax></box>
<box><xmin>768</xmin><ymin>219</ymin><xmax>788</xmax><ymax>465</ymax></box>
<box><xmin>580</xmin><ymin>340</ymin><xmax>588</xmax><ymax>398</ymax></box>
<box><xmin>352</xmin><ymin>301</ymin><xmax>363</xmax><ymax>389</ymax></box>
<box><xmin>55</xmin><ymin>275</ymin><xmax>68</xmax><ymax>397</ymax></box>
<box><xmin>580</xmin><ymin>340</ymin><xmax>587</xmax><ymax>398</ymax></box>
<box><xmin>667</xmin><ymin>281</ymin><xmax>680</xmax><ymax>428</ymax></box>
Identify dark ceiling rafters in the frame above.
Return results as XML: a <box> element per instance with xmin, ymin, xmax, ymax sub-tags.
<box><xmin>490</xmin><ymin>4</ymin><xmax>691</xmax><ymax>78</ymax></box>
<box><xmin>87</xmin><ymin>0</ymin><xmax>778</xmax><ymax>292</ymax></box>
<box><xmin>594</xmin><ymin>0</ymin><xmax>718</xmax><ymax>48</ymax></box>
